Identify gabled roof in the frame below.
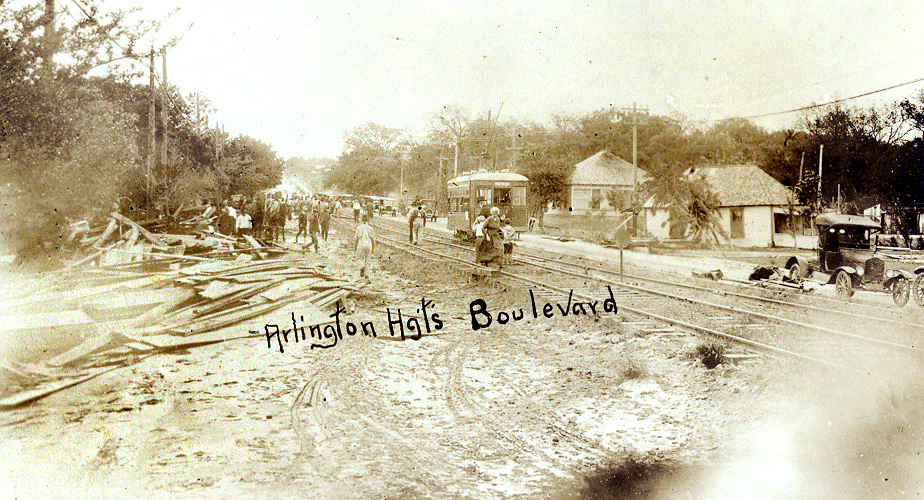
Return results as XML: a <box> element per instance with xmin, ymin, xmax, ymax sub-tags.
<box><xmin>571</xmin><ymin>151</ymin><xmax>646</xmax><ymax>186</ymax></box>
<box><xmin>687</xmin><ymin>165</ymin><xmax>793</xmax><ymax>207</ymax></box>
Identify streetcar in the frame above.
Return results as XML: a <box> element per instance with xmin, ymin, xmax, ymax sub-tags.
<box><xmin>447</xmin><ymin>169</ymin><xmax>529</xmax><ymax>238</ymax></box>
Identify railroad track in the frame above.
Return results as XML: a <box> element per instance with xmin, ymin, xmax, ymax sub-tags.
<box><xmin>333</xmin><ymin>215</ymin><xmax>924</xmax><ymax>377</ymax></box>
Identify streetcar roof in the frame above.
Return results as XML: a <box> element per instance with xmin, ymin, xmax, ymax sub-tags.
<box><xmin>448</xmin><ymin>170</ymin><xmax>529</xmax><ymax>185</ymax></box>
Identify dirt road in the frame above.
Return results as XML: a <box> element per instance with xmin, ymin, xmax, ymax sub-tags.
<box><xmin>4</xmin><ymin>226</ymin><xmax>920</xmax><ymax>499</ymax></box>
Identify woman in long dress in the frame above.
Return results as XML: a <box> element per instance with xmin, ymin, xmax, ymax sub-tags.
<box><xmin>476</xmin><ymin>207</ymin><xmax>504</xmax><ymax>267</ymax></box>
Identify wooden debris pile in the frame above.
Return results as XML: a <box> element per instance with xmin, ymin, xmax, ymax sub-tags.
<box><xmin>0</xmin><ymin>253</ymin><xmax>367</xmax><ymax>408</ymax></box>
<box><xmin>65</xmin><ymin>209</ymin><xmax>286</xmax><ymax>272</ymax></box>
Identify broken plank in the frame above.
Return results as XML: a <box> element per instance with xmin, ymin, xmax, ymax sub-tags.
<box><xmin>242</xmin><ymin>234</ymin><xmax>263</xmax><ymax>249</ymax></box>
<box><xmin>0</xmin><ymin>364</ymin><xmax>126</xmax><ymax>408</ymax></box>
<box><xmin>168</xmin><ymin>288</ymin><xmax>326</xmax><ymax>337</ymax></box>
<box><xmin>45</xmin><ymin>334</ymin><xmax>119</xmax><ymax>367</ymax></box>
<box><xmin>199</xmin><ymin>280</ymin><xmax>251</xmax><ymax>300</ymax></box>
<box><xmin>109</xmin><ymin>212</ymin><xmax>169</xmax><ymax>249</ymax></box>
<box><xmin>92</xmin><ymin>219</ymin><xmax>118</xmax><ymax>248</ymax></box>
<box><xmin>129</xmin><ymin>287</ymin><xmax>197</xmax><ymax>328</ymax></box>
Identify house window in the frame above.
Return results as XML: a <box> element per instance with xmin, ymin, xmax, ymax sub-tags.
<box><xmin>730</xmin><ymin>208</ymin><xmax>744</xmax><ymax>239</ymax></box>
<box><xmin>590</xmin><ymin>188</ymin><xmax>602</xmax><ymax>209</ymax></box>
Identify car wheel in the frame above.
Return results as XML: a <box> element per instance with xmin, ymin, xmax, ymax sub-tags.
<box><xmin>787</xmin><ymin>262</ymin><xmax>802</xmax><ymax>282</ymax></box>
<box><xmin>913</xmin><ymin>274</ymin><xmax>924</xmax><ymax>307</ymax></box>
<box><xmin>892</xmin><ymin>277</ymin><xmax>910</xmax><ymax>307</ymax></box>
<box><xmin>835</xmin><ymin>270</ymin><xmax>854</xmax><ymax>300</ymax></box>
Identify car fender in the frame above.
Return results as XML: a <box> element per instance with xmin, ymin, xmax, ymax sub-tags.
<box><xmin>825</xmin><ymin>266</ymin><xmax>859</xmax><ymax>285</ymax></box>
<box><xmin>783</xmin><ymin>255</ymin><xmax>810</xmax><ymax>278</ymax></box>
<box><xmin>884</xmin><ymin>271</ymin><xmax>914</xmax><ymax>289</ymax></box>
<box><xmin>914</xmin><ymin>267</ymin><xmax>924</xmax><ymax>275</ymax></box>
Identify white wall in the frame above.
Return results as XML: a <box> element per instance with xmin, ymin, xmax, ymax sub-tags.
<box><xmin>644</xmin><ymin>205</ymin><xmax>779</xmax><ymax>247</ymax></box>
<box><xmin>642</xmin><ymin>207</ymin><xmax>672</xmax><ymax>239</ymax></box>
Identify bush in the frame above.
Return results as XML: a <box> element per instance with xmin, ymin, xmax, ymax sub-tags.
<box><xmin>696</xmin><ymin>342</ymin><xmax>726</xmax><ymax>369</ymax></box>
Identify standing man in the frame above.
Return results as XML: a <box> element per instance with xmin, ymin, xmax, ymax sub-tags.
<box><xmin>307</xmin><ymin>204</ymin><xmax>321</xmax><ymax>253</ymax></box>
<box><xmin>319</xmin><ymin>198</ymin><xmax>331</xmax><ymax>240</ymax></box>
<box><xmin>278</xmin><ymin>197</ymin><xmax>291</xmax><ymax>242</ymax></box>
<box><xmin>294</xmin><ymin>208</ymin><xmax>308</xmax><ymax>244</ymax></box>
<box><xmin>408</xmin><ymin>200</ymin><xmax>420</xmax><ymax>243</ymax></box>
<box><xmin>353</xmin><ymin>199</ymin><xmax>361</xmax><ymax>222</ymax></box>
<box><xmin>409</xmin><ymin>204</ymin><xmax>426</xmax><ymax>245</ymax></box>
<box><xmin>354</xmin><ymin>213</ymin><xmax>375</xmax><ymax>278</ymax></box>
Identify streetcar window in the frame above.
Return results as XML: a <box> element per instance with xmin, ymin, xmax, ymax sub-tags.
<box><xmin>512</xmin><ymin>186</ymin><xmax>526</xmax><ymax>206</ymax></box>
<box><xmin>478</xmin><ymin>189</ymin><xmax>492</xmax><ymax>203</ymax></box>
<box><xmin>495</xmin><ymin>188</ymin><xmax>511</xmax><ymax>205</ymax></box>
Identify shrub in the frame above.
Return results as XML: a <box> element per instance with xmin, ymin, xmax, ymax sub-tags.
<box><xmin>696</xmin><ymin>342</ymin><xmax>726</xmax><ymax>369</ymax></box>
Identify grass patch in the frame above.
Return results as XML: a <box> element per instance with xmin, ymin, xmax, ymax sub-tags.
<box><xmin>619</xmin><ymin>355</ymin><xmax>647</xmax><ymax>381</ymax></box>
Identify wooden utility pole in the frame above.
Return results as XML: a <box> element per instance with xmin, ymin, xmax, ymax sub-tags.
<box><xmin>160</xmin><ymin>48</ymin><xmax>168</xmax><ymax>166</ymax></box>
<box><xmin>817</xmin><ymin>144</ymin><xmax>824</xmax><ymax>212</ymax></box>
<box><xmin>148</xmin><ymin>49</ymin><xmax>156</xmax><ymax>209</ymax></box>
<box><xmin>506</xmin><ymin>131</ymin><xmax>523</xmax><ymax>170</ymax></box>
<box><xmin>622</xmin><ymin>102</ymin><xmax>649</xmax><ymax>234</ymax></box>
<box><xmin>42</xmin><ymin>0</ymin><xmax>55</xmax><ymax>81</ymax></box>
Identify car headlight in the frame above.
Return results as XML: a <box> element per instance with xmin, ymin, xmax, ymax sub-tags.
<box><xmin>886</xmin><ymin>269</ymin><xmax>895</xmax><ymax>279</ymax></box>
<box><xmin>856</xmin><ymin>267</ymin><xmax>864</xmax><ymax>277</ymax></box>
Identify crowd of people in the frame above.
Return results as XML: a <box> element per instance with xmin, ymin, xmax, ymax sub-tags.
<box><xmin>209</xmin><ymin>192</ymin><xmax>516</xmax><ymax>278</ymax></box>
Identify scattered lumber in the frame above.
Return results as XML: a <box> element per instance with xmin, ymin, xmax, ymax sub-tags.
<box><xmin>1</xmin><ymin>247</ymin><xmax>368</xmax><ymax>407</ymax></box>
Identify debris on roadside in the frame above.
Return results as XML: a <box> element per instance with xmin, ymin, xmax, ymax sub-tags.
<box><xmin>0</xmin><ymin>209</ymin><xmax>370</xmax><ymax>408</ymax></box>
<box><xmin>691</xmin><ymin>269</ymin><xmax>723</xmax><ymax>281</ymax></box>
<box><xmin>745</xmin><ymin>265</ymin><xmax>815</xmax><ymax>291</ymax></box>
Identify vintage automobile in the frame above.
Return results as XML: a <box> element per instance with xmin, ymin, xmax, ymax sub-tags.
<box><xmin>784</xmin><ymin>213</ymin><xmax>924</xmax><ymax>306</ymax></box>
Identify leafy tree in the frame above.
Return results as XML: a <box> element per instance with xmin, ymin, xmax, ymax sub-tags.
<box><xmin>643</xmin><ymin>170</ymin><xmax>727</xmax><ymax>246</ymax></box>
<box><xmin>325</xmin><ymin>123</ymin><xmax>406</xmax><ymax>195</ymax></box>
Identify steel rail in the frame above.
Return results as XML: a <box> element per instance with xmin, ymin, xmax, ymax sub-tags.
<box><xmin>393</xmin><ymin>219</ymin><xmax>924</xmax><ymax>331</ymax></box>
<box><xmin>335</xmin><ymin>217</ymin><xmax>872</xmax><ymax>371</ymax></box>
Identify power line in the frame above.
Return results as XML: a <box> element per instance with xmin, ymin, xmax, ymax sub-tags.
<box><xmin>739</xmin><ymin>75</ymin><xmax>924</xmax><ymax>120</ymax></box>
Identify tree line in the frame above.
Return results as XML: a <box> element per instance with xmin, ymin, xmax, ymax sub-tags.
<box><xmin>326</xmin><ymin>93</ymin><xmax>924</xmax><ymax>239</ymax></box>
<box><xmin>0</xmin><ymin>1</ymin><xmax>284</xmax><ymax>259</ymax></box>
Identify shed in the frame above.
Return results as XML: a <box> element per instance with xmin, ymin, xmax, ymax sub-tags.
<box><xmin>565</xmin><ymin>151</ymin><xmax>647</xmax><ymax>214</ymax></box>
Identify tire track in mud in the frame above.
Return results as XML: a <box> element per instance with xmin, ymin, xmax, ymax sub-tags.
<box><xmin>429</xmin><ymin>328</ymin><xmax>609</xmax><ymax>484</ymax></box>
<box><xmin>477</xmin><ymin>327</ymin><xmax>627</xmax><ymax>463</ymax></box>
<box><xmin>289</xmin><ymin>328</ymin><xmax>477</xmax><ymax>498</ymax></box>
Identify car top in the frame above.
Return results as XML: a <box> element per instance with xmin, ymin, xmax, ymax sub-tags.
<box><xmin>814</xmin><ymin>213</ymin><xmax>881</xmax><ymax>230</ymax></box>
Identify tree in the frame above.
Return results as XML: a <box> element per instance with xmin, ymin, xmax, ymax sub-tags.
<box><xmin>643</xmin><ymin>170</ymin><xmax>727</xmax><ymax>246</ymax></box>
<box><xmin>325</xmin><ymin>123</ymin><xmax>407</xmax><ymax>195</ymax></box>
<box><xmin>431</xmin><ymin>105</ymin><xmax>469</xmax><ymax>178</ymax></box>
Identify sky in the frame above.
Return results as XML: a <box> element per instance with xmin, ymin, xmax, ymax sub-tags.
<box><xmin>83</xmin><ymin>0</ymin><xmax>924</xmax><ymax>159</ymax></box>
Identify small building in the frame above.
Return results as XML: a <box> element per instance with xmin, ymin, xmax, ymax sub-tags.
<box><xmin>641</xmin><ymin>165</ymin><xmax>814</xmax><ymax>248</ymax></box>
<box><xmin>564</xmin><ymin>151</ymin><xmax>647</xmax><ymax>214</ymax></box>
<box><xmin>543</xmin><ymin>151</ymin><xmax>647</xmax><ymax>231</ymax></box>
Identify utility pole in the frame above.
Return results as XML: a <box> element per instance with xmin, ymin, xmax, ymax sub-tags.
<box><xmin>454</xmin><ymin>142</ymin><xmax>459</xmax><ymax>178</ymax></box>
<box><xmin>817</xmin><ymin>144</ymin><xmax>824</xmax><ymax>213</ymax></box>
<box><xmin>622</xmin><ymin>102</ymin><xmax>649</xmax><ymax>235</ymax></box>
<box><xmin>506</xmin><ymin>131</ymin><xmax>523</xmax><ymax>170</ymax></box>
<box><xmin>160</xmin><ymin>48</ymin><xmax>168</xmax><ymax>166</ymax></box>
<box><xmin>148</xmin><ymin>49</ymin><xmax>156</xmax><ymax>210</ymax></box>
<box><xmin>42</xmin><ymin>0</ymin><xmax>55</xmax><ymax>82</ymax></box>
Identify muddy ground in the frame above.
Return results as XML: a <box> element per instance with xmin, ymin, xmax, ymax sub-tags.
<box><xmin>1</xmin><ymin>223</ymin><xmax>922</xmax><ymax>499</ymax></box>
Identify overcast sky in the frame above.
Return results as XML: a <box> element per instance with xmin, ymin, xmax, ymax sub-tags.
<box><xmin>98</xmin><ymin>0</ymin><xmax>924</xmax><ymax>159</ymax></box>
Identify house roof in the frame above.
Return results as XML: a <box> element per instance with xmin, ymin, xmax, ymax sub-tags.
<box><xmin>686</xmin><ymin>165</ymin><xmax>793</xmax><ymax>207</ymax></box>
<box><xmin>570</xmin><ymin>151</ymin><xmax>646</xmax><ymax>187</ymax></box>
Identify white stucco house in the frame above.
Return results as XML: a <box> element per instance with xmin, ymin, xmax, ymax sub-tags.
<box><xmin>641</xmin><ymin>165</ymin><xmax>814</xmax><ymax>248</ymax></box>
